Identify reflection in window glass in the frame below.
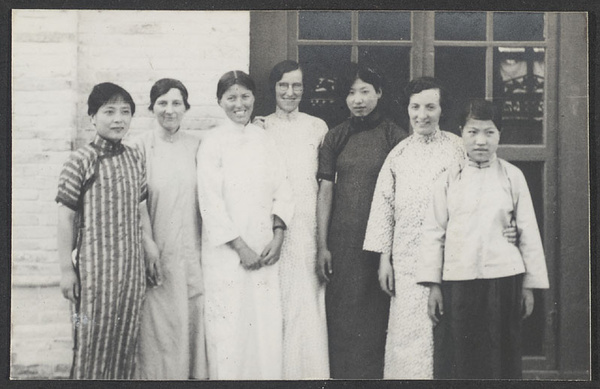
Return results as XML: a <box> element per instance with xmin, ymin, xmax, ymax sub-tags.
<box><xmin>493</xmin><ymin>12</ymin><xmax>545</xmax><ymax>41</ymax></box>
<box><xmin>298</xmin><ymin>45</ymin><xmax>352</xmax><ymax>128</ymax></box>
<box><xmin>434</xmin><ymin>47</ymin><xmax>487</xmax><ymax>134</ymax></box>
<box><xmin>358</xmin><ymin>46</ymin><xmax>411</xmax><ymax>127</ymax></box>
<box><xmin>299</xmin><ymin>11</ymin><xmax>351</xmax><ymax>40</ymax></box>
<box><xmin>358</xmin><ymin>12</ymin><xmax>411</xmax><ymax>41</ymax></box>
<box><xmin>493</xmin><ymin>47</ymin><xmax>545</xmax><ymax>144</ymax></box>
<box><xmin>435</xmin><ymin>12</ymin><xmax>486</xmax><ymax>41</ymax></box>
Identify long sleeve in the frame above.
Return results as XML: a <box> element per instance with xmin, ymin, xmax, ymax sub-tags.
<box><xmin>416</xmin><ymin>172</ymin><xmax>450</xmax><ymax>285</ymax></box>
<box><xmin>511</xmin><ymin>167</ymin><xmax>550</xmax><ymax>289</ymax></box>
<box><xmin>363</xmin><ymin>153</ymin><xmax>397</xmax><ymax>254</ymax></box>
<box><xmin>196</xmin><ymin>136</ymin><xmax>239</xmax><ymax>247</ymax></box>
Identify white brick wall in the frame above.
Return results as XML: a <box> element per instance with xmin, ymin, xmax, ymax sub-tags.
<box><xmin>11</xmin><ymin>9</ymin><xmax>250</xmax><ymax>379</ymax></box>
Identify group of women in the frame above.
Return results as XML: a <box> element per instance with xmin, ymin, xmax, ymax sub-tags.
<box><xmin>57</xmin><ymin>59</ymin><xmax>547</xmax><ymax>380</ymax></box>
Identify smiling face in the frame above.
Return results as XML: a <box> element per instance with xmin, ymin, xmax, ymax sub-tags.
<box><xmin>275</xmin><ymin>69</ymin><xmax>303</xmax><ymax>113</ymax></box>
<box><xmin>346</xmin><ymin>78</ymin><xmax>382</xmax><ymax>118</ymax></box>
<box><xmin>153</xmin><ymin>88</ymin><xmax>187</xmax><ymax>133</ymax></box>
<box><xmin>219</xmin><ymin>84</ymin><xmax>255</xmax><ymax>125</ymax></box>
<box><xmin>462</xmin><ymin>118</ymin><xmax>500</xmax><ymax>162</ymax></box>
<box><xmin>91</xmin><ymin>97</ymin><xmax>132</xmax><ymax>142</ymax></box>
<box><xmin>408</xmin><ymin>88</ymin><xmax>442</xmax><ymax>135</ymax></box>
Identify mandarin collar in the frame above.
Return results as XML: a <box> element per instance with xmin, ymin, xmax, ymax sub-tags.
<box><xmin>467</xmin><ymin>153</ymin><xmax>497</xmax><ymax>169</ymax></box>
<box><xmin>91</xmin><ymin>134</ymin><xmax>125</xmax><ymax>154</ymax></box>
<box><xmin>156</xmin><ymin>126</ymin><xmax>182</xmax><ymax>143</ymax></box>
<box><xmin>350</xmin><ymin>109</ymin><xmax>383</xmax><ymax>132</ymax></box>
<box><xmin>275</xmin><ymin>106</ymin><xmax>300</xmax><ymax>121</ymax></box>
<box><xmin>414</xmin><ymin>127</ymin><xmax>440</xmax><ymax>144</ymax></box>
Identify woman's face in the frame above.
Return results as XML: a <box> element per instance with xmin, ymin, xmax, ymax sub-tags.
<box><xmin>219</xmin><ymin>84</ymin><xmax>255</xmax><ymax>125</ymax></box>
<box><xmin>462</xmin><ymin>118</ymin><xmax>500</xmax><ymax>162</ymax></box>
<box><xmin>91</xmin><ymin>97</ymin><xmax>132</xmax><ymax>142</ymax></box>
<box><xmin>346</xmin><ymin>78</ymin><xmax>381</xmax><ymax>118</ymax></box>
<box><xmin>153</xmin><ymin>88</ymin><xmax>187</xmax><ymax>132</ymax></box>
<box><xmin>408</xmin><ymin>88</ymin><xmax>442</xmax><ymax>135</ymax></box>
<box><xmin>276</xmin><ymin>69</ymin><xmax>303</xmax><ymax>113</ymax></box>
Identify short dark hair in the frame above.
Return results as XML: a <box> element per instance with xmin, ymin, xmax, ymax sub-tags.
<box><xmin>269</xmin><ymin>60</ymin><xmax>302</xmax><ymax>96</ymax></box>
<box><xmin>87</xmin><ymin>82</ymin><xmax>135</xmax><ymax>116</ymax></box>
<box><xmin>404</xmin><ymin>77</ymin><xmax>449</xmax><ymax>115</ymax></box>
<box><xmin>216</xmin><ymin>70</ymin><xmax>256</xmax><ymax>102</ymax></box>
<box><xmin>148</xmin><ymin>78</ymin><xmax>190</xmax><ymax>111</ymax></box>
<box><xmin>459</xmin><ymin>98</ymin><xmax>501</xmax><ymax>130</ymax></box>
<box><xmin>339</xmin><ymin>63</ymin><xmax>384</xmax><ymax>97</ymax></box>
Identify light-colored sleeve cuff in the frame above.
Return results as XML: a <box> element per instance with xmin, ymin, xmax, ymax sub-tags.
<box><xmin>272</xmin><ymin>202</ymin><xmax>294</xmax><ymax>229</ymax></box>
<box><xmin>522</xmin><ymin>273</ymin><xmax>550</xmax><ymax>289</ymax></box>
<box><xmin>415</xmin><ymin>267</ymin><xmax>443</xmax><ymax>285</ymax></box>
<box><xmin>205</xmin><ymin>228</ymin><xmax>240</xmax><ymax>248</ymax></box>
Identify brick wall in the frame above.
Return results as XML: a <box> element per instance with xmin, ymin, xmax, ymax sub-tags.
<box><xmin>11</xmin><ymin>9</ymin><xmax>250</xmax><ymax>379</ymax></box>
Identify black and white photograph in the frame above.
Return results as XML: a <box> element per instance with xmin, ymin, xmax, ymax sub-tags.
<box><xmin>8</xmin><ymin>6</ymin><xmax>592</xmax><ymax>382</ymax></box>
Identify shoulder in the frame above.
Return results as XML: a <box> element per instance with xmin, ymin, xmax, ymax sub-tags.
<box><xmin>323</xmin><ymin>120</ymin><xmax>350</xmax><ymax>140</ymax></box>
<box><xmin>180</xmin><ymin>130</ymin><xmax>202</xmax><ymax>150</ymax></box>
<box><xmin>66</xmin><ymin>144</ymin><xmax>96</xmax><ymax>167</ymax></box>
<box><xmin>123</xmin><ymin>143</ymin><xmax>144</xmax><ymax>162</ymax></box>
<box><xmin>198</xmin><ymin>127</ymin><xmax>224</xmax><ymax>151</ymax></box>
<box><xmin>440</xmin><ymin>130</ymin><xmax>466</xmax><ymax>152</ymax></box>
<box><xmin>498</xmin><ymin>158</ymin><xmax>526</xmax><ymax>181</ymax></box>
<box><xmin>300</xmin><ymin>112</ymin><xmax>329</xmax><ymax>138</ymax></box>
<box><xmin>386</xmin><ymin>133</ymin><xmax>414</xmax><ymax>158</ymax></box>
<box><xmin>440</xmin><ymin>130</ymin><xmax>462</xmax><ymax>143</ymax></box>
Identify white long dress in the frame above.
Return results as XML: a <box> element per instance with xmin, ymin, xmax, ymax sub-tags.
<box><xmin>197</xmin><ymin>120</ymin><xmax>294</xmax><ymax>380</ymax></box>
<box><xmin>264</xmin><ymin>108</ymin><xmax>329</xmax><ymax>379</ymax></box>
<box><xmin>363</xmin><ymin>128</ymin><xmax>465</xmax><ymax>379</ymax></box>
<box><xmin>131</xmin><ymin>128</ymin><xmax>207</xmax><ymax>380</ymax></box>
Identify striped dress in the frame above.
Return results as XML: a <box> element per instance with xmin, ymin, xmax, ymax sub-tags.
<box><xmin>56</xmin><ymin>135</ymin><xmax>147</xmax><ymax>379</ymax></box>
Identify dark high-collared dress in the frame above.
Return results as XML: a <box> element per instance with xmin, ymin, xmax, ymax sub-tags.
<box><xmin>317</xmin><ymin>110</ymin><xmax>407</xmax><ymax>379</ymax></box>
<box><xmin>56</xmin><ymin>135</ymin><xmax>147</xmax><ymax>379</ymax></box>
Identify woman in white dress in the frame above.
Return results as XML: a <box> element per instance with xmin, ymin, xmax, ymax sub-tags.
<box><xmin>197</xmin><ymin>70</ymin><xmax>294</xmax><ymax>380</ymax></box>
<box><xmin>132</xmin><ymin>78</ymin><xmax>208</xmax><ymax>380</ymax></box>
<box><xmin>363</xmin><ymin>77</ymin><xmax>466</xmax><ymax>378</ymax></box>
<box><xmin>261</xmin><ymin>60</ymin><xmax>329</xmax><ymax>379</ymax></box>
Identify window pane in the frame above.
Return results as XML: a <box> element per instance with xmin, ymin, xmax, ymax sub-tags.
<box><xmin>510</xmin><ymin>161</ymin><xmax>544</xmax><ymax>356</ymax></box>
<box><xmin>358</xmin><ymin>46</ymin><xmax>411</xmax><ymax>127</ymax></box>
<box><xmin>358</xmin><ymin>11</ymin><xmax>411</xmax><ymax>41</ymax></box>
<box><xmin>299</xmin><ymin>11</ymin><xmax>351</xmax><ymax>40</ymax></box>
<box><xmin>298</xmin><ymin>45</ymin><xmax>352</xmax><ymax>128</ymax></box>
<box><xmin>493</xmin><ymin>47</ymin><xmax>545</xmax><ymax>144</ymax></box>
<box><xmin>435</xmin><ymin>12</ymin><xmax>486</xmax><ymax>41</ymax></box>
<box><xmin>434</xmin><ymin>47</ymin><xmax>487</xmax><ymax>133</ymax></box>
<box><xmin>493</xmin><ymin>12</ymin><xmax>545</xmax><ymax>41</ymax></box>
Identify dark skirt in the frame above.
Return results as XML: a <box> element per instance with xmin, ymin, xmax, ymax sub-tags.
<box><xmin>326</xmin><ymin>246</ymin><xmax>390</xmax><ymax>379</ymax></box>
<box><xmin>434</xmin><ymin>274</ymin><xmax>524</xmax><ymax>379</ymax></box>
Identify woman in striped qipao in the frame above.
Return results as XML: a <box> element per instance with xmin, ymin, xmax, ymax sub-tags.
<box><xmin>56</xmin><ymin>82</ymin><xmax>158</xmax><ymax>379</ymax></box>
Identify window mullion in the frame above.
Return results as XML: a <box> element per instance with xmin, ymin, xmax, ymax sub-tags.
<box><xmin>351</xmin><ymin>11</ymin><xmax>359</xmax><ymax>62</ymax></box>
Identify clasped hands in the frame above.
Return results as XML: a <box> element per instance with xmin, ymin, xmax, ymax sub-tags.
<box><xmin>230</xmin><ymin>233</ymin><xmax>284</xmax><ymax>271</ymax></box>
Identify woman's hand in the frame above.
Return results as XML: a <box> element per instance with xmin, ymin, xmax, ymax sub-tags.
<box><xmin>229</xmin><ymin>237</ymin><xmax>262</xmax><ymax>270</ymax></box>
<box><xmin>427</xmin><ymin>284</ymin><xmax>444</xmax><ymax>326</ymax></box>
<box><xmin>145</xmin><ymin>239</ymin><xmax>163</xmax><ymax>287</ymax></box>
<box><xmin>503</xmin><ymin>218</ymin><xmax>519</xmax><ymax>245</ymax></box>
<box><xmin>521</xmin><ymin>287</ymin><xmax>535</xmax><ymax>319</ymax></box>
<box><xmin>60</xmin><ymin>265</ymin><xmax>79</xmax><ymax>303</ymax></box>
<box><xmin>252</xmin><ymin>116</ymin><xmax>267</xmax><ymax>129</ymax></box>
<box><xmin>261</xmin><ymin>229</ymin><xmax>284</xmax><ymax>266</ymax></box>
<box><xmin>316</xmin><ymin>247</ymin><xmax>333</xmax><ymax>283</ymax></box>
<box><xmin>378</xmin><ymin>253</ymin><xmax>395</xmax><ymax>297</ymax></box>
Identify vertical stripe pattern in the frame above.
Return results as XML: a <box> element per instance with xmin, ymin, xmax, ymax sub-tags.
<box><xmin>56</xmin><ymin>135</ymin><xmax>147</xmax><ymax>379</ymax></box>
